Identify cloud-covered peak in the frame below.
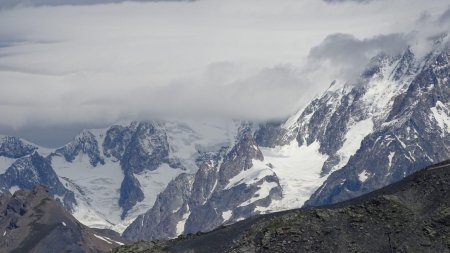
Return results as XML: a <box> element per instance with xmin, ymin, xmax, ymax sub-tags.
<box><xmin>307</xmin><ymin>33</ymin><xmax>409</xmax><ymax>82</ymax></box>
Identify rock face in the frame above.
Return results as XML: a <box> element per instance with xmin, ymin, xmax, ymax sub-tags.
<box><xmin>112</xmin><ymin>160</ymin><xmax>450</xmax><ymax>253</ymax></box>
<box><xmin>123</xmin><ymin>127</ymin><xmax>283</xmax><ymax>240</ymax></box>
<box><xmin>0</xmin><ymin>152</ymin><xmax>76</xmax><ymax>210</ymax></box>
<box><xmin>118</xmin><ymin>121</ymin><xmax>171</xmax><ymax>218</ymax></box>
<box><xmin>0</xmin><ymin>185</ymin><xmax>128</xmax><ymax>253</ymax></box>
<box><xmin>0</xmin><ymin>136</ymin><xmax>37</xmax><ymax>159</ymax></box>
<box><xmin>306</xmin><ymin>40</ymin><xmax>450</xmax><ymax>206</ymax></box>
<box><xmin>55</xmin><ymin>130</ymin><xmax>105</xmax><ymax>167</ymax></box>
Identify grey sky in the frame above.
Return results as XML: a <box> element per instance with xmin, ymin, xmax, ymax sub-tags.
<box><xmin>323</xmin><ymin>0</ymin><xmax>375</xmax><ymax>3</ymax></box>
<box><xmin>0</xmin><ymin>0</ymin><xmax>192</xmax><ymax>9</ymax></box>
<box><xmin>0</xmin><ymin>0</ymin><xmax>449</xmax><ymax>147</ymax></box>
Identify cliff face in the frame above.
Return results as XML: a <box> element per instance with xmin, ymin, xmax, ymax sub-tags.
<box><xmin>113</xmin><ymin>160</ymin><xmax>450</xmax><ymax>253</ymax></box>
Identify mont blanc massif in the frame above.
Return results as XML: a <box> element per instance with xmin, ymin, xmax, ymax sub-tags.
<box><xmin>0</xmin><ymin>31</ymin><xmax>449</xmax><ymax>252</ymax></box>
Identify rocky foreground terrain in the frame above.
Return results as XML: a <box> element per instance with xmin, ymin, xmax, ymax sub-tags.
<box><xmin>112</xmin><ymin>160</ymin><xmax>450</xmax><ymax>253</ymax></box>
<box><xmin>0</xmin><ymin>185</ymin><xmax>129</xmax><ymax>253</ymax></box>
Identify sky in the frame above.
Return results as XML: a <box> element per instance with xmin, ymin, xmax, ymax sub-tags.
<box><xmin>0</xmin><ymin>0</ymin><xmax>449</xmax><ymax>147</ymax></box>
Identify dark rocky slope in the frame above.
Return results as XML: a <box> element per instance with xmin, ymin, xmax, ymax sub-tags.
<box><xmin>0</xmin><ymin>185</ymin><xmax>129</xmax><ymax>253</ymax></box>
<box><xmin>112</xmin><ymin>160</ymin><xmax>450</xmax><ymax>253</ymax></box>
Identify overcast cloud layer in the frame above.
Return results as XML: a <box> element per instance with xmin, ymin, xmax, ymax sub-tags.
<box><xmin>0</xmin><ymin>0</ymin><xmax>193</xmax><ymax>9</ymax></box>
<box><xmin>0</xmin><ymin>0</ymin><xmax>449</xmax><ymax>146</ymax></box>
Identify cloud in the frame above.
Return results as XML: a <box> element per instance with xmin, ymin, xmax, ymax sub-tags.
<box><xmin>0</xmin><ymin>0</ymin><xmax>192</xmax><ymax>9</ymax></box>
<box><xmin>437</xmin><ymin>6</ymin><xmax>450</xmax><ymax>24</ymax></box>
<box><xmin>0</xmin><ymin>0</ymin><xmax>448</xmax><ymax>146</ymax></box>
<box><xmin>305</xmin><ymin>4</ymin><xmax>450</xmax><ymax>84</ymax></box>
<box><xmin>307</xmin><ymin>33</ymin><xmax>409</xmax><ymax>82</ymax></box>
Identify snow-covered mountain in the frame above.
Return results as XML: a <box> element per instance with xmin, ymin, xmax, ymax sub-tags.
<box><xmin>0</xmin><ymin>121</ymin><xmax>240</xmax><ymax>232</ymax></box>
<box><xmin>123</xmin><ymin>36</ymin><xmax>450</xmax><ymax>240</ymax></box>
<box><xmin>0</xmin><ymin>35</ymin><xmax>448</xmax><ymax>241</ymax></box>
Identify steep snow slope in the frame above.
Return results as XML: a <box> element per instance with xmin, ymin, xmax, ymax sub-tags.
<box><xmin>257</xmin><ymin>141</ymin><xmax>328</xmax><ymax>212</ymax></box>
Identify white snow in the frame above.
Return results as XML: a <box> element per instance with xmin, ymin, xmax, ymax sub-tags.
<box><xmin>52</xmin><ymin>155</ymin><xmax>125</xmax><ymax>231</ymax></box>
<box><xmin>108</xmin><ymin>238</ymin><xmax>124</xmax><ymax>246</ymax></box>
<box><xmin>164</xmin><ymin>120</ymin><xmax>239</xmax><ymax>173</ymax></box>
<box><xmin>388</xmin><ymin>152</ymin><xmax>395</xmax><ymax>169</ymax></box>
<box><xmin>258</xmin><ymin>141</ymin><xmax>329</xmax><ymax>212</ymax></box>
<box><xmin>332</xmin><ymin>118</ymin><xmax>374</xmax><ymax>172</ymax></box>
<box><xmin>8</xmin><ymin>185</ymin><xmax>20</xmax><ymax>195</ymax></box>
<box><xmin>94</xmin><ymin>234</ymin><xmax>112</xmax><ymax>244</ymax></box>
<box><xmin>358</xmin><ymin>170</ymin><xmax>370</xmax><ymax>182</ymax></box>
<box><xmin>222</xmin><ymin>210</ymin><xmax>232</xmax><ymax>222</ymax></box>
<box><xmin>55</xmin><ymin>155</ymin><xmax>185</xmax><ymax>233</ymax></box>
<box><xmin>232</xmin><ymin>159</ymin><xmax>280</xmax><ymax>208</ymax></box>
<box><xmin>93</xmin><ymin>233</ymin><xmax>124</xmax><ymax>245</ymax></box>
<box><xmin>175</xmin><ymin>205</ymin><xmax>191</xmax><ymax>235</ymax></box>
<box><xmin>225</xmin><ymin>160</ymin><xmax>275</xmax><ymax>190</ymax></box>
<box><xmin>93</xmin><ymin>234</ymin><xmax>123</xmax><ymax>245</ymax></box>
<box><xmin>430</xmin><ymin>101</ymin><xmax>450</xmax><ymax>135</ymax></box>
<box><xmin>239</xmin><ymin>181</ymin><xmax>279</xmax><ymax>208</ymax></box>
<box><xmin>0</xmin><ymin>156</ymin><xmax>16</xmax><ymax>174</ymax></box>
<box><xmin>128</xmin><ymin>164</ymin><xmax>185</xmax><ymax>221</ymax></box>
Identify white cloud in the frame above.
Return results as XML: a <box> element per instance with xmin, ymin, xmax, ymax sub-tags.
<box><xmin>0</xmin><ymin>0</ymin><xmax>448</xmax><ymax>138</ymax></box>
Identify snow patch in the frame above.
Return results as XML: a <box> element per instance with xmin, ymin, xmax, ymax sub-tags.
<box><xmin>94</xmin><ymin>234</ymin><xmax>112</xmax><ymax>244</ymax></box>
<box><xmin>222</xmin><ymin>210</ymin><xmax>232</xmax><ymax>222</ymax></box>
<box><xmin>0</xmin><ymin>157</ymin><xmax>16</xmax><ymax>174</ymax></box>
<box><xmin>358</xmin><ymin>170</ymin><xmax>370</xmax><ymax>182</ymax></box>
<box><xmin>93</xmin><ymin>234</ymin><xmax>124</xmax><ymax>246</ymax></box>
<box><xmin>8</xmin><ymin>185</ymin><xmax>20</xmax><ymax>195</ymax></box>
<box><xmin>239</xmin><ymin>181</ymin><xmax>278</xmax><ymax>207</ymax></box>
<box><xmin>332</xmin><ymin>118</ymin><xmax>374</xmax><ymax>172</ymax></box>
<box><xmin>225</xmin><ymin>160</ymin><xmax>275</xmax><ymax>190</ymax></box>
<box><xmin>388</xmin><ymin>152</ymin><xmax>395</xmax><ymax>169</ymax></box>
<box><xmin>430</xmin><ymin>101</ymin><xmax>450</xmax><ymax>135</ymax></box>
<box><xmin>176</xmin><ymin>205</ymin><xmax>191</xmax><ymax>235</ymax></box>
<box><xmin>258</xmin><ymin>141</ymin><xmax>329</xmax><ymax>212</ymax></box>
<box><xmin>52</xmin><ymin>155</ymin><xmax>125</xmax><ymax>231</ymax></box>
